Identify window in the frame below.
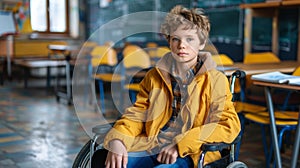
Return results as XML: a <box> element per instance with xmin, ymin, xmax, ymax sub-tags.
<box><xmin>30</xmin><ymin>0</ymin><xmax>69</xmax><ymax>34</ymax></box>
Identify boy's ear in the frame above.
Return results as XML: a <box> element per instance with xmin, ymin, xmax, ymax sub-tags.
<box><xmin>199</xmin><ymin>40</ymin><xmax>206</xmax><ymax>50</ymax></box>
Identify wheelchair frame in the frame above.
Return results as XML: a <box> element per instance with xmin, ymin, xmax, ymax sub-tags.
<box><xmin>72</xmin><ymin>70</ymin><xmax>248</xmax><ymax>168</ymax></box>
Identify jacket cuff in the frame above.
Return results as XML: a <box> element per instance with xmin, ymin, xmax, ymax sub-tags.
<box><xmin>103</xmin><ymin>128</ymin><xmax>135</xmax><ymax>150</ymax></box>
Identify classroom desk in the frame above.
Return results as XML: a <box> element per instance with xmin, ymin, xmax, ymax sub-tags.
<box><xmin>221</xmin><ymin>61</ymin><xmax>300</xmax><ymax>167</ymax></box>
<box><xmin>221</xmin><ymin>61</ymin><xmax>300</xmax><ymax>76</ymax></box>
<box><xmin>252</xmin><ymin>81</ymin><xmax>300</xmax><ymax>168</ymax></box>
<box><xmin>48</xmin><ymin>44</ymin><xmax>79</xmax><ymax>105</ymax></box>
<box><xmin>14</xmin><ymin>59</ymin><xmax>67</xmax><ymax>88</ymax></box>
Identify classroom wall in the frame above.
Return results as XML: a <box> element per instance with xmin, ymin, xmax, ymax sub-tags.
<box><xmin>86</xmin><ymin>0</ymin><xmax>299</xmax><ymax>62</ymax></box>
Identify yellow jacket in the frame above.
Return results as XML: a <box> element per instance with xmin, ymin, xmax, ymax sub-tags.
<box><xmin>104</xmin><ymin>52</ymin><xmax>241</xmax><ymax>167</ymax></box>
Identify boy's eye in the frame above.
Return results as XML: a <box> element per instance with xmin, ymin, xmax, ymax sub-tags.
<box><xmin>186</xmin><ymin>38</ymin><xmax>193</xmax><ymax>42</ymax></box>
<box><xmin>171</xmin><ymin>37</ymin><xmax>180</xmax><ymax>42</ymax></box>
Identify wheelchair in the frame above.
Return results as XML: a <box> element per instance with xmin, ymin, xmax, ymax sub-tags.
<box><xmin>72</xmin><ymin>70</ymin><xmax>248</xmax><ymax>168</ymax></box>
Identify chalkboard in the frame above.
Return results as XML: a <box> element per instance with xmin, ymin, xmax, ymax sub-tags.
<box><xmin>0</xmin><ymin>11</ymin><xmax>16</xmax><ymax>36</ymax></box>
<box><xmin>206</xmin><ymin>7</ymin><xmax>243</xmax><ymax>44</ymax></box>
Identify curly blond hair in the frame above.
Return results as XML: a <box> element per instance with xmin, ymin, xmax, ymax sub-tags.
<box><xmin>160</xmin><ymin>5</ymin><xmax>210</xmax><ymax>44</ymax></box>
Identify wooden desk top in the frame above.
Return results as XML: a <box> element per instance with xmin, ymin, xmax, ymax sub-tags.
<box><xmin>240</xmin><ymin>1</ymin><xmax>300</xmax><ymax>9</ymax></box>
<box><xmin>48</xmin><ymin>44</ymin><xmax>79</xmax><ymax>51</ymax></box>
<box><xmin>281</xmin><ymin>0</ymin><xmax>300</xmax><ymax>6</ymax></box>
<box><xmin>222</xmin><ymin>61</ymin><xmax>300</xmax><ymax>76</ymax></box>
<box><xmin>14</xmin><ymin>60</ymin><xmax>67</xmax><ymax>68</ymax></box>
<box><xmin>253</xmin><ymin>80</ymin><xmax>300</xmax><ymax>91</ymax></box>
<box><xmin>240</xmin><ymin>2</ymin><xmax>281</xmax><ymax>9</ymax></box>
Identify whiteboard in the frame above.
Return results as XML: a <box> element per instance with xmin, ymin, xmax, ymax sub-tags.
<box><xmin>0</xmin><ymin>11</ymin><xmax>16</xmax><ymax>36</ymax></box>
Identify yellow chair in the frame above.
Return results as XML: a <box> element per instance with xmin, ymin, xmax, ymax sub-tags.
<box><xmin>147</xmin><ymin>46</ymin><xmax>170</xmax><ymax>66</ymax></box>
<box><xmin>244</xmin><ymin>67</ymin><xmax>299</xmax><ymax>164</ymax></box>
<box><xmin>122</xmin><ymin>47</ymin><xmax>151</xmax><ymax>103</ymax></box>
<box><xmin>211</xmin><ymin>54</ymin><xmax>267</xmax><ymax>114</ymax></box>
<box><xmin>156</xmin><ymin>46</ymin><xmax>170</xmax><ymax>56</ymax></box>
<box><xmin>122</xmin><ymin>48</ymin><xmax>151</xmax><ymax>70</ymax></box>
<box><xmin>244</xmin><ymin>110</ymin><xmax>298</xmax><ymax>167</ymax></box>
<box><xmin>80</xmin><ymin>41</ymin><xmax>98</xmax><ymax>59</ymax></box>
<box><xmin>243</xmin><ymin>52</ymin><xmax>280</xmax><ymax>64</ymax></box>
<box><xmin>293</xmin><ymin>66</ymin><xmax>300</xmax><ymax>76</ymax></box>
<box><xmin>91</xmin><ymin>45</ymin><xmax>118</xmax><ymax>67</ymax></box>
<box><xmin>243</xmin><ymin>52</ymin><xmax>281</xmax><ymax>104</ymax></box>
<box><xmin>234</xmin><ymin>101</ymin><xmax>267</xmax><ymax>114</ymax></box>
<box><xmin>122</xmin><ymin>44</ymin><xmax>141</xmax><ymax>56</ymax></box>
<box><xmin>91</xmin><ymin>45</ymin><xmax>124</xmax><ymax>113</ymax></box>
<box><xmin>212</xmin><ymin>54</ymin><xmax>234</xmax><ymax>66</ymax></box>
<box><xmin>212</xmin><ymin>54</ymin><xmax>239</xmax><ymax>93</ymax></box>
<box><xmin>146</xmin><ymin>42</ymin><xmax>158</xmax><ymax>48</ymax></box>
<box><xmin>243</xmin><ymin>67</ymin><xmax>299</xmax><ymax>167</ymax></box>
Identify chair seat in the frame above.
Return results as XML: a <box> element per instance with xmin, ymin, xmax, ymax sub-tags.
<box><xmin>124</xmin><ymin>83</ymin><xmax>140</xmax><ymax>92</ymax></box>
<box><xmin>94</xmin><ymin>73</ymin><xmax>125</xmax><ymax>82</ymax></box>
<box><xmin>253</xmin><ymin>111</ymin><xmax>299</xmax><ymax>120</ymax></box>
<box><xmin>246</xmin><ymin>93</ymin><xmax>300</xmax><ymax>105</ymax></box>
<box><xmin>244</xmin><ymin>112</ymin><xmax>298</xmax><ymax>125</ymax></box>
<box><xmin>234</xmin><ymin>101</ymin><xmax>267</xmax><ymax>113</ymax></box>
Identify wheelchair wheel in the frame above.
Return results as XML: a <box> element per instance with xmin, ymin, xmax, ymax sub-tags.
<box><xmin>72</xmin><ymin>140</ymin><xmax>91</xmax><ymax>168</ymax></box>
<box><xmin>226</xmin><ymin>161</ymin><xmax>248</xmax><ymax>168</ymax></box>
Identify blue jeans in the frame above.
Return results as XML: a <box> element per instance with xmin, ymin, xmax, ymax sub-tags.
<box><xmin>126</xmin><ymin>151</ymin><xmax>193</xmax><ymax>168</ymax></box>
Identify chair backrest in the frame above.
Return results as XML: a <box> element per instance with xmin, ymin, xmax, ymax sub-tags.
<box><xmin>147</xmin><ymin>46</ymin><xmax>170</xmax><ymax>58</ymax></box>
<box><xmin>212</xmin><ymin>54</ymin><xmax>234</xmax><ymax>66</ymax></box>
<box><xmin>122</xmin><ymin>45</ymin><xmax>141</xmax><ymax>56</ymax></box>
<box><xmin>292</xmin><ymin>66</ymin><xmax>300</xmax><ymax>76</ymax></box>
<box><xmin>212</xmin><ymin>54</ymin><xmax>240</xmax><ymax>93</ymax></box>
<box><xmin>90</xmin><ymin>45</ymin><xmax>118</xmax><ymax>67</ymax></box>
<box><xmin>83</xmin><ymin>41</ymin><xmax>98</xmax><ymax>48</ymax></box>
<box><xmin>243</xmin><ymin>52</ymin><xmax>281</xmax><ymax>103</ymax></box>
<box><xmin>155</xmin><ymin>47</ymin><xmax>170</xmax><ymax>57</ymax></box>
<box><xmin>123</xmin><ymin>48</ymin><xmax>151</xmax><ymax>69</ymax></box>
<box><xmin>243</xmin><ymin>52</ymin><xmax>280</xmax><ymax>64</ymax></box>
<box><xmin>80</xmin><ymin>41</ymin><xmax>98</xmax><ymax>56</ymax></box>
<box><xmin>146</xmin><ymin>42</ymin><xmax>158</xmax><ymax>48</ymax></box>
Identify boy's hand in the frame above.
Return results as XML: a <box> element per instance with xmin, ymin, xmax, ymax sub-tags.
<box><xmin>105</xmin><ymin>139</ymin><xmax>128</xmax><ymax>168</ymax></box>
<box><xmin>157</xmin><ymin>144</ymin><xmax>178</xmax><ymax>164</ymax></box>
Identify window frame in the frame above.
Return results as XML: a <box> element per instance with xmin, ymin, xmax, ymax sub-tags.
<box><xmin>30</xmin><ymin>0</ymin><xmax>70</xmax><ymax>35</ymax></box>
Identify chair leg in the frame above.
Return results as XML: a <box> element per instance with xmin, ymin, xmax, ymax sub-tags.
<box><xmin>281</xmin><ymin>91</ymin><xmax>292</xmax><ymax>111</ymax></box>
<box><xmin>260</xmin><ymin>125</ymin><xmax>270</xmax><ymax>168</ymax></box>
<box><xmin>269</xmin><ymin>126</ymin><xmax>296</xmax><ymax>168</ymax></box>
<box><xmin>98</xmin><ymin>80</ymin><xmax>106</xmax><ymax>114</ymax></box>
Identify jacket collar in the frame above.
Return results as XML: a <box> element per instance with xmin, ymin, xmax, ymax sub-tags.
<box><xmin>155</xmin><ymin>51</ymin><xmax>217</xmax><ymax>85</ymax></box>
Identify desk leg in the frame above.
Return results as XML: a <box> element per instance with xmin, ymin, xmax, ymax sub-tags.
<box><xmin>264</xmin><ymin>87</ymin><xmax>282</xmax><ymax>168</ymax></box>
<box><xmin>291</xmin><ymin>112</ymin><xmax>300</xmax><ymax>168</ymax></box>
<box><xmin>46</xmin><ymin>66</ymin><xmax>51</xmax><ymax>90</ymax></box>
<box><xmin>66</xmin><ymin>61</ymin><xmax>72</xmax><ymax>104</ymax></box>
<box><xmin>24</xmin><ymin>67</ymin><xmax>29</xmax><ymax>88</ymax></box>
<box><xmin>6</xmin><ymin>35</ymin><xmax>13</xmax><ymax>78</ymax></box>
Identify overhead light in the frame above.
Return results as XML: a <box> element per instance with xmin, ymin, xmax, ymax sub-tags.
<box><xmin>99</xmin><ymin>0</ymin><xmax>109</xmax><ymax>8</ymax></box>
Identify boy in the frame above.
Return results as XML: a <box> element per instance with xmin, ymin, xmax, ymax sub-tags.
<box><xmin>100</xmin><ymin>5</ymin><xmax>240</xmax><ymax>168</ymax></box>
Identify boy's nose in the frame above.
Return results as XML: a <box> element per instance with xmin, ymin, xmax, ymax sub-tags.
<box><xmin>178</xmin><ymin>40</ymin><xmax>186</xmax><ymax>49</ymax></box>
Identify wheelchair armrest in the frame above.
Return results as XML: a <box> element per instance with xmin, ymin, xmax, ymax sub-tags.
<box><xmin>92</xmin><ymin>122</ymin><xmax>115</xmax><ymax>134</ymax></box>
<box><xmin>201</xmin><ymin>134</ymin><xmax>241</xmax><ymax>152</ymax></box>
<box><xmin>201</xmin><ymin>142</ymin><xmax>230</xmax><ymax>152</ymax></box>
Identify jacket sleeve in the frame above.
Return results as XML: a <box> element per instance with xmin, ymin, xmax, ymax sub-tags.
<box><xmin>103</xmin><ymin>71</ymin><xmax>152</xmax><ymax>150</ymax></box>
<box><xmin>174</xmin><ymin>71</ymin><xmax>241</xmax><ymax>157</ymax></box>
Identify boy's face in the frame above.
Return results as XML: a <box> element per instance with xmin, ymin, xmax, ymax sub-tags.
<box><xmin>169</xmin><ymin>25</ymin><xmax>205</xmax><ymax>64</ymax></box>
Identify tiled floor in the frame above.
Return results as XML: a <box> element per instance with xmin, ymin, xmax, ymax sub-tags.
<box><xmin>0</xmin><ymin>80</ymin><xmax>298</xmax><ymax>168</ymax></box>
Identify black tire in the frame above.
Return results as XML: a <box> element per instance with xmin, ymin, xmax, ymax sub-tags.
<box><xmin>72</xmin><ymin>140</ymin><xmax>91</xmax><ymax>168</ymax></box>
<box><xmin>226</xmin><ymin>161</ymin><xmax>248</xmax><ymax>168</ymax></box>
